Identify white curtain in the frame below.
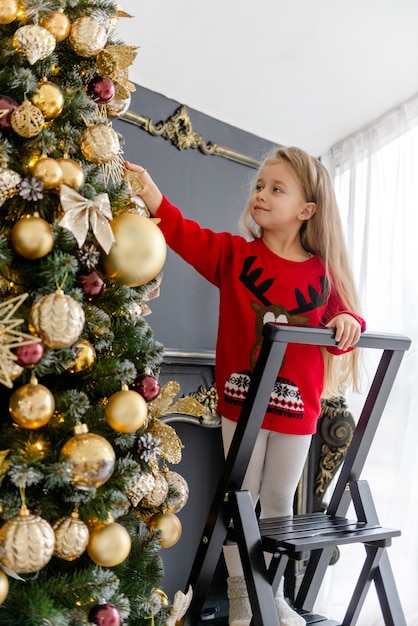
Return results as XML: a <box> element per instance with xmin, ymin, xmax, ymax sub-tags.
<box><xmin>314</xmin><ymin>95</ymin><xmax>418</xmax><ymax>625</ymax></box>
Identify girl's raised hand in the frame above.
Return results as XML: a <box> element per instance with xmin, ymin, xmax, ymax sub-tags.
<box><xmin>124</xmin><ymin>161</ymin><xmax>163</xmax><ymax>216</ymax></box>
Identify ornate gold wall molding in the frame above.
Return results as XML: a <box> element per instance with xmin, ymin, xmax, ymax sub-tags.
<box><xmin>122</xmin><ymin>105</ymin><xmax>260</xmax><ymax>169</ymax></box>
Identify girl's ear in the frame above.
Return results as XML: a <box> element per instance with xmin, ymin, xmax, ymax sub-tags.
<box><xmin>299</xmin><ymin>202</ymin><xmax>317</xmax><ymax>221</ymax></box>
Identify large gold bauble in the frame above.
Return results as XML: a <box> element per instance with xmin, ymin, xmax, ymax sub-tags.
<box><xmin>147</xmin><ymin>511</ymin><xmax>182</xmax><ymax>549</ymax></box>
<box><xmin>53</xmin><ymin>512</ymin><xmax>89</xmax><ymax>560</ymax></box>
<box><xmin>165</xmin><ymin>470</ymin><xmax>189</xmax><ymax>513</ymax></box>
<box><xmin>11</xmin><ymin>100</ymin><xmax>44</xmax><ymax>138</ymax></box>
<box><xmin>80</xmin><ymin>124</ymin><xmax>120</xmax><ymax>164</ymax></box>
<box><xmin>0</xmin><ymin>505</ymin><xmax>55</xmax><ymax>574</ymax></box>
<box><xmin>101</xmin><ymin>213</ymin><xmax>166</xmax><ymax>287</ymax></box>
<box><xmin>60</xmin><ymin>423</ymin><xmax>115</xmax><ymax>489</ymax></box>
<box><xmin>11</xmin><ymin>214</ymin><xmax>54</xmax><ymax>260</ymax></box>
<box><xmin>9</xmin><ymin>377</ymin><xmax>55</xmax><ymax>429</ymax></box>
<box><xmin>31</xmin><ymin>289</ymin><xmax>85</xmax><ymax>349</ymax></box>
<box><xmin>87</xmin><ymin>520</ymin><xmax>131</xmax><ymax>566</ymax></box>
<box><xmin>32</xmin><ymin>156</ymin><xmax>63</xmax><ymax>189</ymax></box>
<box><xmin>31</xmin><ymin>81</ymin><xmax>64</xmax><ymax>120</ymax></box>
<box><xmin>0</xmin><ymin>0</ymin><xmax>18</xmax><ymax>24</ymax></box>
<box><xmin>69</xmin><ymin>17</ymin><xmax>107</xmax><ymax>57</ymax></box>
<box><xmin>67</xmin><ymin>339</ymin><xmax>96</xmax><ymax>374</ymax></box>
<box><xmin>0</xmin><ymin>167</ymin><xmax>21</xmax><ymax>207</ymax></box>
<box><xmin>0</xmin><ymin>570</ymin><xmax>8</xmax><ymax>605</ymax></box>
<box><xmin>105</xmin><ymin>385</ymin><xmax>148</xmax><ymax>433</ymax></box>
<box><xmin>57</xmin><ymin>157</ymin><xmax>85</xmax><ymax>189</ymax></box>
<box><xmin>40</xmin><ymin>11</ymin><xmax>71</xmax><ymax>42</ymax></box>
<box><xmin>13</xmin><ymin>24</ymin><xmax>56</xmax><ymax>65</ymax></box>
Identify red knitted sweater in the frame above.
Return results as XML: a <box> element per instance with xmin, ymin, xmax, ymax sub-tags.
<box><xmin>155</xmin><ymin>196</ymin><xmax>365</xmax><ymax>435</ymax></box>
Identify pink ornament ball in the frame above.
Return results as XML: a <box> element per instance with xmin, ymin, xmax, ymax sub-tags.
<box><xmin>88</xmin><ymin>603</ymin><xmax>121</xmax><ymax>626</ymax></box>
<box><xmin>15</xmin><ymin>342</ymin><xmax>44</xmax><ymax>367</ymax></box>
<box><xmin>87</xmin><ymin>76</ymin><xmax>115</xmax><ymax>104</ymax></box>
<box><xmin>0</xmin><ymin>95</ymin><xmax>18</xmax><ymax>132</ymax></box>
<box><xmin>80</xmin><ymin>271</ymin><xmax>105</xmax><ymax>298</ymax></box>
<box><xmin>132</xmin><ymin>373</ymin><xmax>161</xmax><ymax>402</ymax></box>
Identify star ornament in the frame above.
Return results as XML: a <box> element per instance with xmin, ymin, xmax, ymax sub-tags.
<box><xmin>0</xmin><ymin>293</ymin><xmax>41</xmax><ymax>388</ymax></box>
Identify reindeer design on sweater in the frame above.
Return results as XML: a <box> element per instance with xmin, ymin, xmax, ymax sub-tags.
<box><xmin>224</xmin><ymin>255</ymin><xmax>329</xmax><ymax>418</ymax></box>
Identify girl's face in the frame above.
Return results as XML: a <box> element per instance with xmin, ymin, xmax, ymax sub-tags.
<box><xmin>249</xmin><ymin>160</ymin><xmax>315</xmax><ymax>233</ymax></box>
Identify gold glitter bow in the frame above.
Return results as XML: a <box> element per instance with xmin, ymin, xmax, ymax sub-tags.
<box><xmin>59</xmin><ymin>184</ymin><xmax>115</xmax><ymax>253</ymax></box>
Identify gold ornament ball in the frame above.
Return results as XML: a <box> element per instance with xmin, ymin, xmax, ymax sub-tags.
<box><xmin>151</xmin><ymin>588</ymin><xmax>169</xmax><ymax>607</ymax></box>
<box><xmin>105</xmin><ymin>386</ymin><xmax>148</xmax><ymax>433</ymax></box>
<box><xmin>31</xmin><ymin>289</ymin><xmax>85</xmax><ymax>349</ymax></box>
<box><xmin>53</xmin><ymin>513</ymin><xmax>89</xmax><ymax>560</ymax></box>
<box><xmin>0</xmin><ymin>167</ymin><xmax>22</xmax><ymax>207</ymax></box>
<box><xmin>57</xmin><ymin>157</ymin><xmax>85</xmax><ymax>189</ymax></box>
<box><xmin>80</xmin><ymin>124</ymin><xmax>120</xmax><ymax>164</ymax></box>
<box><xmin>0</xmin><ymin>0</ymin><xmax>18</xmax><ymax>24</ymax></box>
<box><xmin>31</xmin><ymin>81</ymin><xmax>64</xmax><ymax>120</ymax></box>
<box><xmin>60</xmin><ymin>424</ymin><xmax>115</xmax><ymax>489</ymax></box>
<box><xmin>67</xmin><ymin>339</ymin><xmax>96</xmax><ymax>374</ymax></box>
<box><xmin>141</xmin><ymin>472</ymin><xmax>169</xmax><ymax>508</ymax></box>
<box><xmin>87</xmin><ymin>521</ymin><xmax>131</xmax><ymax>566</ymax></box>
<box><xmin>11</xmin><ymin>214</ymin><xmax>54</xmax><ymax>260</ymax></box>
<box><xmin>13</xmin><ymin>25</ymin><xmax>56</xmax><ymax>65</ymax></box>
<box><xmin>32</xmin><ymin>157</ymin><xmax>63</xmax><ymax>189</ymax></box>
<box><xmin>147</xmin><ymin>511</ymin><xmax>182</xmax><ymax>548</ymax></box>
<box><xmin>165</xmin><ymin>470</ymin><xmax>190</xmax><ymax>513</ymax></box>
<box><xmin>9</xmin><ymin>379</ymin><xmax>55</xmax><ymax>429</ymax></box>
<box><xmin>107</xmin><ymin>94</ymin><xmax>131</xmax><ymax>118</ymax></box>
<box><xmin>0</xmin><ymin>570</ymin><xmax>8</xmax><ymax>605</ymax></box>
<box><xmin>102</xmin><ymin>213</ymin><xmax>167</xmax><ymax>287</ymax></box>
<box><xmin>11</xmin><ymin>100</ymin><xmax>44</xmax><ymax>138</ymax></box>
<box><xmin>69</xmin><ymin>17</ymin><xmax>107</xmax><ymax>57</ymax></box>
<box><xmin>0</xmin><ymin>507</ymin><xmax>55</xmax><ymax>574</ymax></box>
<box><xmin>40</xmin><ymin>11</ymin><xmax>71</xmax><ymax>42</ymax></box>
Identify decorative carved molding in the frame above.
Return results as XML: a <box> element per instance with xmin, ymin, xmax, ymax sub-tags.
<box><xmin>313</xmin><ymin>396</ymin><xmax>355</xmax><ymax>504</ymax></box>
<box><xmin>159</xmin><ymin>349</ymin><xmax>221</xmax><ymax>428</ymax></box>
<box><xmin>122</xmin><ymin>106</ymin><xmax>260</xmax><ymax>169</ymax></box>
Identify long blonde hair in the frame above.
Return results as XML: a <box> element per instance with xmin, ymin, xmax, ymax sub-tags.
<box><xmin>240</xmin><ymin>146</ymin><xmax>362</xmax><ymax>397</ymax></box>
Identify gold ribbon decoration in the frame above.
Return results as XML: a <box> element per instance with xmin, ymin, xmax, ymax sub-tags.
<box><xmin>59</xmin><ymin>184</ymin><xmax>115</xmax><ymax>253</ymax></box>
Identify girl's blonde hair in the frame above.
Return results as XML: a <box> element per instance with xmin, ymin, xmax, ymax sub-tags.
<box><xmin>240</xmin><ymin>146</ymin><xmax>362</xmax><ymax>397</ymax></box>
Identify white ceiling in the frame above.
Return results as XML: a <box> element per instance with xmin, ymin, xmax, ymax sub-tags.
<box><xmin>115</xmin><ymin>0</ymin><xmax>418</xmax><ymax>156</ymax></box>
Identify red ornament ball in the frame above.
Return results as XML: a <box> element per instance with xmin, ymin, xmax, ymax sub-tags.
<box><xmin>14</xmin><ymin>342</ymin><xmax>44</xmax><ymax>367</ymax></box>
<box><xmin>87</xmin><ymin>76</ymin><xmax>115</xmax><ymax>104</ymax></box>
<box><xmin>132</xmin><ymin>373</ymin><xmax>161</xmax><ymax>402</ymax></box>
<box><xmin>88</xmin><ymin>603</ymin><xmax>120</xmax><ymax>626</ymax></box>
<box><xmin>0</xmin><ymin>95</ymin><xmax>18</xmax><ymax>132</ymax></box>
<box><xmin>79</xmin><ymin>271</ymin><xmax>105</xmax><ymax>298</ymax></box>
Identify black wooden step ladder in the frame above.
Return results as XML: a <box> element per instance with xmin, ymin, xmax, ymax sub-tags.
<box><xmin>183</xmin><ymin>324</ymin><xmax>411</xmax><ymax>626</ymax></box>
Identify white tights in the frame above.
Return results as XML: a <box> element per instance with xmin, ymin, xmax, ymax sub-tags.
<box><xmin>222</xmin><ymin>417</ymin><xmax>312</xmax><ymax>577</ymax></box>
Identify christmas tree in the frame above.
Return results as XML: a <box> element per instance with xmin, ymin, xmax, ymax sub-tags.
<box><xmin>0</xmin><ymin>1</ymin><xmax>191</xmax><ymax>624</ymax></box>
